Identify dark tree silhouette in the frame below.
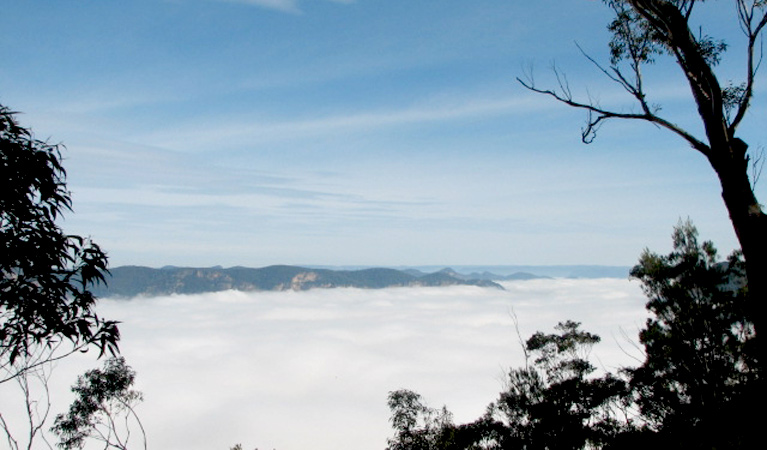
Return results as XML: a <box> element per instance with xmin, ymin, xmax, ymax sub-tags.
<box><xmin>484</xmin><ymin>321</ymin><xmax>628</xmax><ymax>450</ymax></box>
<box><xmin>1</xmin><ymin>104</ymin><xmax>119</xmax><ymax>379</ymax></box>
<box><xmin>619</xmin><ymin>221</ymin><xmax>758</xmax><ymax>448</ymax></box>
<box><xmin>386</xmin><ymin>223</ymin><xmax>758</xmax><ymax>449</ymax></box>
<box><xmin>520</xmin><ymin>0</ymin><xmax>767</xmax><ymax>352</ymax></box>
<box><xmin>386</xmin><ymin>322</ymin><xmax>628</xmax><ymax>450</ymax></box>
<box><xmin>386</xmin><ymin>389</ymin><xmax>455</xmax><ymax>450</ymax></box>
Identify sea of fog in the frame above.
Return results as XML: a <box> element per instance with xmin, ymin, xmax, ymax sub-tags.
<box><xmin>1</xmin><ymin>278</ymin><xmax>650</xmax><ymax>450</ymax></box>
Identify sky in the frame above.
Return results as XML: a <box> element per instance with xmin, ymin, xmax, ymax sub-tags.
<box><xmin>2</xmin><ymin>0</ymin><xmax>765</xmax><ymax>267</ymax></box>
<box><xmin>0</xmin><ymin>279</ymin><xmax>649</xmax><ymax>450</ymax></box>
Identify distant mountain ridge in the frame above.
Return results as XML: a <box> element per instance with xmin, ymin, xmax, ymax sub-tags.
<box><xmin>392</xmin><ymin>265</ymin><xmax>631</xmax><ymax>279</ymax></box>
<box><xmin>93</xmin><ymin>265</ymin><xmax>506</xmax><ymax>298</ymax></box>
<box><xmin>402</xmin><ymin>267</ymin><xmax>550</xmax><ymax>282</ymax></box>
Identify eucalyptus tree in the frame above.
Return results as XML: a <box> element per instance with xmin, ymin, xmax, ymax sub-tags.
<box><xmin>622</xmin><ymin>221</ymin><xmax>758</xmax><ymax>448</ymax></box>
<box><xmin>520</xmin><ymin>0</ymin><xmax>767</xmax><ymax>346</ymax></box>
<box><xmin>1</xmin><ymin>104</ymin><xmax>119</xmax><ymax>376</ymax></box>
<box><xmin>1</xmin><ymin>104</ymin><xmax>121</xmax><ymax>448</ymax></box>
<box><xmin>52</xmin><ymin>357</ymin><xmax>145</xmax><ymax>450</ymax></box>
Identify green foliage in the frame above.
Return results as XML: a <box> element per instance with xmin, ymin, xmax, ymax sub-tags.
<box><xmin>0</xmin><ymin>104</ymin><xmax>119</xmax><ymax>366</ymax></box>
<box><xmin>526</xmin><ymin>320</ymin><xmax>601</xmax><ymax>383</ymax></box>
<box><xmin>605</xmin><ymin>0</ymin><xmax>666</xmax><ymax>65</ymax></box>
<box><xmin>486</xmin><ymin>322</ymin><xmax>627</xmax><ymax>450</ymax></box>
<box><xmin>385</xmin><ymin>323</ymin><xmax>627</xmax><ymax>450</ymax></box>
<box><xmin>605</xmin><ymin>0</ymin><xmax>731</xmax><ymax>66</ymax></box>
<box><xmin>51</xmin><ymin>357</ymin><xmax>145</xmax><ymax>450</ymax></box>
<box><xmin>622</xmin><ymin>220</ymin><xmax>758</xmax><ymax>448</ymax></box>
<box><xmin>386</xmin><ymin>222</ymin><xmax>758</xmax><ymax>449</ymax></box>
<box><xmin>386</xmin><ymin>390</ymin><xmax>456</xmax><ymax>450</ymax></box>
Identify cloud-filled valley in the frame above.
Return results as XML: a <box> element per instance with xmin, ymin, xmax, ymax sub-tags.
<box><xmin>6</xmin><ymin>278</ymin><xmax>650</xmax><ymax>450</ymax></box>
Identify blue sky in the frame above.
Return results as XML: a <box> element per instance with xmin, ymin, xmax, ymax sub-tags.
<box><xmin>2</xmin><ymin>0</ymin><xmax>764</xmax><ymax>267</ymax></box>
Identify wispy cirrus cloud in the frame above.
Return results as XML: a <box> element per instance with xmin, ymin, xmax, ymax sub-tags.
<box><xmin>137</xmin><ymin>93</ymin><xmax>547</xmax><ymax>153</ymax></box>
<box><xmin>216</xmin><ymin>0</ymin><xmax>300</xmax><ymax>13</ymax></box>
<box><xmin>215</xmin><ymin>0</ymin><xmax>354</xmax><ymax>13</ymax></box>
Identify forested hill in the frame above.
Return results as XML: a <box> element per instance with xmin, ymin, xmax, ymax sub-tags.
<box><xmin>92</xmin><ymin>265</ymin><xmax>506</xmax><ymax>298</ymax></box>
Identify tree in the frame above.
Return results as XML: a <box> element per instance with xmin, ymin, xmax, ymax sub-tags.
<box><xmin>386</xmin><ymin>389</ymin><xmax>456</xmax><ymax>450</ymax></box>
<box><xmin>385</xmin><ymin>323</ymin><xmax>629</xmax><ymax>450</ymax></box>
<box><xmin>1</xmin><ymin>104</ymin><xmax>124</xmax><ymax>449</ymax></box>
<box><xmin>0</xmin><ymin>347</ymin><xmax>57</xmax><ymax>450</ymax></box>
<box><xmin>1</xmin><ymin>104</ymin><xmax>119</xmax><ymax>378</ymax></box>
<box><xmin>619</xmin><ymin>220</ymin><xmax>759</xmax><ymax>448</ymax></box>
<box><xmin>385</xmin><ymin>223</ymin><xmax>757</xmax><ymax>449</ymax></box>
<box><xmin>51</xmin><ymin>357</ymin><xmax>145</xmax><ymax>450</ymax></box>
<box><xmin>519</xmin><ymin>0</ymin><xmax>767</xmax><ymax>348</ymax></box>
<box><xmin>485</xmin><ymin>321</ymin><xmax>628</xmax><ymax>450</ymax></box>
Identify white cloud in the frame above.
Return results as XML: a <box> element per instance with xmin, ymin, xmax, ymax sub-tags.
<box><xmin>0</xmin><ymin>279</ymin><xmax>649</xmax><ymax>450</ymax></box>
<box><xmin>215</xmin><ymin>0</ymin><xmax>354</xmax><ymax>13</ymax></box>
<box><xmin>139</xmin><ymin>94</ymin><xmax>548</xmax><ymax>152</ymax></box>
<box><xmin>217</xmin><ymin>0</ymin><xmax>301</xmax><ymax>13</ymax></box>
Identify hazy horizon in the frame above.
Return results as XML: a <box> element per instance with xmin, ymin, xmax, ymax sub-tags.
<box><xmin>107</xmin><ymin>263</ymin><xmax>633</xmax><ymax>276</ymax></box>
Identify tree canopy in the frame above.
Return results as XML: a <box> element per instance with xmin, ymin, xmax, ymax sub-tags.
<box><xmin>1</xmin><ymin>104</ymin><xmax>119</xmax><ymax>374</ymax></box>
<box><xmin>386</xmin><ymin>223</ymin><xmax>759</xmax><ymax>449</ymax></box>
<box><xmin>520</xmin><ymin>0</ymin><xmax>767</xmax><ymax>354</ymax></box>
<box><xmin>52</xmin><ymin>357</ymin><xmax>145</xmax><ymax>450</ymax></box>
<box><xmin>622</xmin><ymin>221</ymin><xmax>758</xmax><ymax>448</ymax></box>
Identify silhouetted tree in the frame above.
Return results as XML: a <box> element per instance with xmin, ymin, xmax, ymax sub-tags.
<box><xmin>616</xmin><ymin>220</ymin><xmax>759</xmax><ymax>448</ymax></box>
<box><xmin>386</xmin><ymin>222</ymin><xmax>758</xmax><ymax>449</ymax></box>
<box><xmin>1</xmin><ymin>104</ymin><xmax>119</xmax><ymax>377</ymax></box>
<box><xmin>483</xmin><ymin>321</ymin><xmax>628</xmax><ymax>450</ymax></box>
<box><xmin>386</xmin><ymin>322</ymin><xmax>628</xmax><ymax>450</ymax></box>
<box><xmin>386</xmin><ymin>389</ymin><xmax>456</xmax><ymax>450</ymax></box>
<box><xmin>1</xmin><ymin>104</ymin><xmax>123</xmax><ymax>449</ymax></box>
<box><xmin>520</xmin><ymin>0</ymin><xmax>767</xmax><ymax>350</ymax></box>
<box><xmin>52</xmin><ymin>357</ymin><xmax>145</xmax><ymax>450</ymax></box>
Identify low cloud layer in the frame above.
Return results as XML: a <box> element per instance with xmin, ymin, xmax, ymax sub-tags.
<box><xmin>3</xmin><ymin>279</ymin><xmax>648</xmax><ymax>450</ymax></box>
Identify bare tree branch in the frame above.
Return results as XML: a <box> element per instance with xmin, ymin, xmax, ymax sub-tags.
<box><xmin>750</xmin><ymin>145</ymin><xmax>765</xmax><ymax>189</ymax></box>
<box><xmin>0</xmin><ymin>352</ymin><xmax>56</xmax><ymax>450</ymax></box>
<box><xmin>0</xmin><ymin>413</ymin><xmax>20</xmax><ymax>450</ymax></box>
<box><xmin>730</xmin><ymin>0</ymin><xmax>767</xmax><ymax>132</ymax></box>
<box><xmin>517</xmin><ymin>73</ymin><xmax>709</xmax><ymax>153</ymax></box>
<box><xmin>508</xmin><ymin>307</ymin><xmax>529</xmax><ymax>370</ymax></box>
<box><xmin>0</xmin><ymin>339</ymin><xmax>103</xmax><ymax>385</ymax></box>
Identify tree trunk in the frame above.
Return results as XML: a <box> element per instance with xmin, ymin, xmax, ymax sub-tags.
<box><xmin>641</xmin><ymin>0</ymin><xmax>766</xmax><ymax>355</ymax></box>
<box><xmin>709</xmin><ymin>140</ymin><xmax>764</xmax><ymax>442</ymax></box>
<box><xmin>709</xmin><ymin>139</ymin><xmax>767</xmax><ymax>363</ymax></box>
